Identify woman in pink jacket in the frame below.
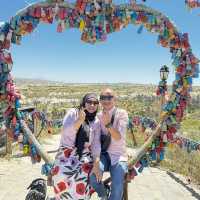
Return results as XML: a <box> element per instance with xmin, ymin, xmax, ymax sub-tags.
<box><xmin>51</xmin><ymin>93</ymin><xmax>101</xmax><ymax>200</ymax></box>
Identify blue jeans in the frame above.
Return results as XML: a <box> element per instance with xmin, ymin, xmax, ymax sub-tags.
<box><xmin>90</xmin><ymin>153</ymin><xmax>128</xmax><ymax>200</ymax></box>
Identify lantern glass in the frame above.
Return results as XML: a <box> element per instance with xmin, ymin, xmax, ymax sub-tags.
<box><xmin>160</xmin><ymin>65</ymin><xmax>169</xmax><ymax>80</ymax></box>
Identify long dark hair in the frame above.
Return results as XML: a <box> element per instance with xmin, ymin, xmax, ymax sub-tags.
<box><xmin>75</xmin><ymin>93</ymin><xmax>98</xmax><ymax>159</ymax></box>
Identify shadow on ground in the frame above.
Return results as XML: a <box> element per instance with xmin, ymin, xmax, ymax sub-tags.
<box><xmin>167</xmin><ymin>171</ymin><xmax>200</xmax><ymax>200</ymax></box>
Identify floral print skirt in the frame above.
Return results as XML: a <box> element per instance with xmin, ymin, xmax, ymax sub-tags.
<box><xmin>51</xmin><ymin>147</ymin><xmax>94</xmax><ymax>200</ymax></box>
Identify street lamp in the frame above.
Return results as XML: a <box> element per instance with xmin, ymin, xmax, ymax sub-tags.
<box><xmin>154</xmin><ymin>65</ymin><xmax>170</xmax><ymax>165</ymax></box>
<box><xmin>160</xmin><ymin>65</ymin><xmax>169</xmax><ymax>81</ymax></box>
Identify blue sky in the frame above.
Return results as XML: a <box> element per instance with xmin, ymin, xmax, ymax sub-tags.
<box><xmin>0</xmin><ymin>0</ymin><xmax>200</xmax><ymax>85</ymax></box>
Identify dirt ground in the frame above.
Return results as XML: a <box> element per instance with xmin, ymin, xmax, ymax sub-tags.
<box><xmin>1</xmin><ymin>134</ymin><xmax>200</xmax><ymax>200</ymax></box>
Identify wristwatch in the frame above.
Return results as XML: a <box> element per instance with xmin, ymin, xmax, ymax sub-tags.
<box><xmin>105</xmin><ymin>122</ymin><xmax>112</xmax><ymax>128</ymax></box>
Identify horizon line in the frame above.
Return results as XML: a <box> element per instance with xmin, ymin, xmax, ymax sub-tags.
<box><xmin>14</xmin><ymin>77</ymin><xmax>200</xmax><ymax>86</ymax></box>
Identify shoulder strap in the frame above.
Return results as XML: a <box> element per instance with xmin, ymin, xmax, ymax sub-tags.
<box><xmin>110</xmin><ymin>108</ymin><xmax>117</xmax><ymax>125</ymax></box>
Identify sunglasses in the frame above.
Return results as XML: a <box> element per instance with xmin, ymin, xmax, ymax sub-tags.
<box><xmin>86</xmin><ymin>100</ymin><xmax>99</xmax><ymax>105</ymax></box>
<box><xmin>100</xmin><ymin>95</ymin><xmax>114</xmax><ymax>101</ymax></box>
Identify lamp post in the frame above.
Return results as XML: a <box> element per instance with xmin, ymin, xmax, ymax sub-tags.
<box><xmin>155</xmin><ymin>65</ymin><xmax>169</xmax><ymax>165</ymax></box>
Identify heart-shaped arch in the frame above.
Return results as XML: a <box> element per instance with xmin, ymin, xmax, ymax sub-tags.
<box><xmin>0</xmin><ymin>0</ymin><xmax>199</xmax><ymax>165</ymax></box>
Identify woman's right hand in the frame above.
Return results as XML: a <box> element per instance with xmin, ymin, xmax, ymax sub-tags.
<box><xmin>74</xmin><ymin>108</ymin><xmax>86</xmax><ymax>131</ymax></box>
<box><xmin>78</xmin><ymin>107</ymin><xmax>86</xmax><ymax>123</ymax></box>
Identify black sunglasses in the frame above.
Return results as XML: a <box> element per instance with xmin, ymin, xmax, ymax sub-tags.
<box><xmin>100</xmin><ymin>95</ymin><xmax>114</xmax><ymax>101</ymax></box>
<box><xmin>86</xmin><ymin>100</ymin><xmax>99</xmax><ymax>105</ymax></box>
